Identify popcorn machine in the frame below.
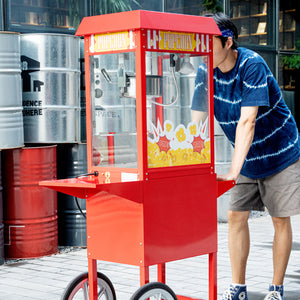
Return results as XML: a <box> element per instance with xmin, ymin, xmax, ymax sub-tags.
<box><xmin>40</xmin><ymin>10</ymin><xmax>235</xmax><ymax>300</ymax></box>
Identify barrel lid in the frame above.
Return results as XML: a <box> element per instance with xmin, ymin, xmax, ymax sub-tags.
<box><xmin>20</xmin><ymin>32</ymin><xmax>79</xmax><ymax>38</ymax></box>
<box><xmin>0</xmin><ymin>31</ymin><xmax>20</xmax><ymax>35</ymax></box>
<box><xmin>23</xmin><ymin>145</ymin><xmax>57</xmax><ymax>150</ymax></box>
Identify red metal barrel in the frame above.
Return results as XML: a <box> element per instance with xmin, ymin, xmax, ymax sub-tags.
<box><xmin>2</xmin><ymin>146</ymin><xmax>58</xmax><ymax>259</ymax></box>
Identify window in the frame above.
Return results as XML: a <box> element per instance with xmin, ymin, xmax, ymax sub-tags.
<box><xmin>230</xmin><ymin>0</ymin><xmax>274</xmax><ymax>47</ymax></box>
<box><xmin>6</xmin><ymin>0</ymin><xmax>88</xmax><ymax>33</ymax></box>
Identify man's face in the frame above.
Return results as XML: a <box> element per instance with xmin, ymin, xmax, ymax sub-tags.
<box><xmin>212</xmin><ymin>36</ymin><xmax>230</xmax><ymax>69</ymax></box>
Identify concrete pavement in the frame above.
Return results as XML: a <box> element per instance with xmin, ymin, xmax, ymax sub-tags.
<box><xmin>0</xmin><ymin>213</ymin><xmax>299</xmax><ymax>300</ymax></box>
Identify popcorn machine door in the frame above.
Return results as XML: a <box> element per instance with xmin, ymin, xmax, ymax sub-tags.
<box><xmin>146</xmin><ymin>52</ymin><xmax>211</xmax><ymax>169</ymax></box>
<box><xmin>90</xmin><ymin>52</ymin><xmax>138</xmax><ymax>172</ymax></box>
<box><xmin>89</xmin><ymin>49</ymin><xmax>212</xmax><ymax>182</ymax></box>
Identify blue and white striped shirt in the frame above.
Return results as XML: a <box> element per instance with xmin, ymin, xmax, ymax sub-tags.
<box><xmin>191</xmin><ymin>47</ymin><xmax>300</xmax><ymax>179</ymax></box>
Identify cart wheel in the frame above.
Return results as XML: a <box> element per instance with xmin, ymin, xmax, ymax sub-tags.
<box><xmin>130</xmin><ymin>282</ymin><xmax>178</xmax><ymax>300</ymax></box>
<box><xmin>61</xmin><ymin>272</ymin><xmax>116</xmax><ymax>300</ymax></box>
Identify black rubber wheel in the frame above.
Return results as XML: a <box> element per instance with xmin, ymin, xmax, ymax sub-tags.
<box><xmin>61</xmin><ymin>271</ymin><xmax>116</xmax><ymax>300</ymax></box>
<box><xmin>130</xmin><ymin>282</ymin><xmax>178</xmax><ymax>300</ymax></box>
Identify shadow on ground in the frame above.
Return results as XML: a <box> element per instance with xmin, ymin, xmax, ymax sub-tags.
<box><xmin>248</xmin><ymin>291</ymin><xmax>300</xmax><ymax>300</ymax></box>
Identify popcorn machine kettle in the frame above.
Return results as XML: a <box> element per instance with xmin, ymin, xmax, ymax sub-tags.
<box><xmin>40</xmin><ymin>10</ymin><xmax>235</xmax><ymax>300</ymax></box>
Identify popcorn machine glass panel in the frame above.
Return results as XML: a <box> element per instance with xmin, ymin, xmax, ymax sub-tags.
<box><xmin>146</xmin><ymin>52</ymin><xmax>210</xmax><ymax>168</ymax></box>
<box><xmin>89</xmin><ymin>50</ymin><xmax>210</xmax><ymax>170</ymax></box>
<box><xmin>90</xmin><ymin>52</ymin><xmax>138</xmax><ymax>168</ymax></box>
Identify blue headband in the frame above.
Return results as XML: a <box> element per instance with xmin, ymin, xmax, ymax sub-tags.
<box><xmin>219</xmin><ymin>26</ymin><xmax>234</xmax><ymax>39</ymax></box>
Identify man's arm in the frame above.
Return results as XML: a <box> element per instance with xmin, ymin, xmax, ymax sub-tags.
<box><xmin>218</xmin><ymin>106</ymin><xmax>258</xmax><ymax>181</ymax></box>
<box><xmin>191</xmin><ymin>110</ymin><xmax>208</xmax><ymax>124</ymax></box>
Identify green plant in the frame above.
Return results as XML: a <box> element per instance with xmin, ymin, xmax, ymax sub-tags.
<box><xmin>202</xmin><ymin>0</ymin><xmax>223</xmax><ymax>13</ymax></box>
<box><xmin>281</xmin><ymin>55</ymin><xmax>300</xmax><ymax>69</ymax></box>
<box><xmin>281</xmin><ymin>39</ymin><xmax>300</xmax><ymax>70</ymax></box>
<box><xmin>94</xmin><ymin>0</ymin><xmax>140</xmax><ymax>15</ymax></box>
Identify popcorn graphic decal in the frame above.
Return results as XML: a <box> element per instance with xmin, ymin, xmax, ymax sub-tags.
<box><xmin>147</xmin><ymin>119</ymin><xmax>210</xmax><ymax>168</ymax></box>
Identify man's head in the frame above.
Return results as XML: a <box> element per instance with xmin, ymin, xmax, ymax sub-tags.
<box><xmin>204</xmin><ymin>13</ymin><xmax>239</xmax><ymax>50</ymax></box>
<box><xmin>204</xmin><ymin>13</ymin><xmax>239</xmax><ymax>70</ymax></box>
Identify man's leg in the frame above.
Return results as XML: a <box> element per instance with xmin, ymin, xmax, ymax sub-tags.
<box><xmin>227</xmin><ymin>210</ymin><xmax>251</xmax><ymax>284</ymax></box>
<box><xmin>271</xmin><ymin>216</ymin><xmax>292</xmax><ymax>286</ymax></box>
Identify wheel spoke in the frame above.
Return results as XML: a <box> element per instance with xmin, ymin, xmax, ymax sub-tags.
<box><xmin>154</xmin><ymin>293</ymin><xmax>162</xmax><ymax>300</ymax></box>
<box><xmin>98</xmin><ymin>286</ymin><xmax>105</xmax><ymax>298</ymax></box>
<box><xmin>83</xmin><ymin>282</ymin><xmax>89</xmax><ymax>300</ymax></box>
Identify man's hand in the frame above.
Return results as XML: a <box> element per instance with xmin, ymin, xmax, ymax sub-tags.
<box><xmin>191</xmin><ymin>110</ymin><xmax>208</xmax><ymax>124</ymax></box>
<box><xmin>217</xmin><ymin>172</ymin><xmax>238</xmax><ymax>182</ymax></box>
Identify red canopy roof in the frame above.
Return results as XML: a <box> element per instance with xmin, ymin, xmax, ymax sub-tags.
<box><xmin>76</xmin><ymin>10</ymin><xmax>221</xmax><ymax>36</ymax></box>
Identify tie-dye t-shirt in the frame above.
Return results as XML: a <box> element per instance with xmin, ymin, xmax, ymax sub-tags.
<box><xmin>191</xmin><ymin>47</ymin><xmax>300</xmax><ymax>179</ymax></box>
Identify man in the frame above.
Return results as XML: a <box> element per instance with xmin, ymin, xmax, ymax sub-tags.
<box><xmin>191</xmin><ymin>13</ymin><xmax>300</xmax><ymax>300</ymax></box>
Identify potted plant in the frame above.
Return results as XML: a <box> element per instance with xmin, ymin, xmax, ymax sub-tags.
<box><xmin>281</xmin><ymin>54</ymin><xmax>300</xmax><ymax>70</ymax></box>
<box><xmin>281</xmin><ymin>39</ymin><xmax>300</xmax><ymax>90</ymax></box>
<box><xmin>202</xmin><ymin>0</ymin><xmax>223</xmax><ymax>13</ymax></box>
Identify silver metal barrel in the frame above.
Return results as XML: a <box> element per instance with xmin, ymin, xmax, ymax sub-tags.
<box><xmin>0</xmin><ymin>32</ymin><xmax>24</xmax><ymax>149</ymax></box>
<box><xmin>21</xmin><ymin>33</ymin><xmax>80</xmax><ymax>143</ymax></box>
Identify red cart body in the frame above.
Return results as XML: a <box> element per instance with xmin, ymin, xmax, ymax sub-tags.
<box><xmin>40</xmin><ymin>10</ymin><xmax>234</xmax><ymax>300</ymax></box>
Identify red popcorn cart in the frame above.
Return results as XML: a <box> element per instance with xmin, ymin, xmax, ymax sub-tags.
<box><xmin>40</xmin><ymin>10</ymin><xmax>235</xmax><ymax>300</ymax></box>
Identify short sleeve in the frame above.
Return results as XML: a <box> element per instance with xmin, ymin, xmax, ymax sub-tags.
<box><xmin>241</xmin><ymin>62</ymin><xmax>270</xmax><ymax>107</ymax></box>
<box><xmin>191</xmin><ymin>64</ymin><xmax>208</xmax><ymax>112</ymax></box>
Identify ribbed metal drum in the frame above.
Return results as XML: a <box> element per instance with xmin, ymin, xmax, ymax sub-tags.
<box><xmin>2</xmin><ymin>146</ymin><xmax>58</xmax><ymax>259</ymax></box>
<box><xmin>0</xmin><ymin>154</ymin><xmax>4</xmax><ymax>265</ymax></box>
<box><xmin>0</xmin><ymin>32</ymin><xmax>24</xmax><ymax>149</ymax></box>
<box><xmin>57</xmin><ymin>143</ymin><xmax>87</xmax><ymax>246</ymax></box>
<box><xmin>20</xmin><ymin>33</ymin><xmax>80</xmax><ymax>143</ymax></box>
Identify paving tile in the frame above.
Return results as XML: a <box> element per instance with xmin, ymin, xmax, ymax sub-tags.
<box><xmin>0</xmin><ymin>214</ymin><xmax>300</xmax><ymax>299</ymax></box>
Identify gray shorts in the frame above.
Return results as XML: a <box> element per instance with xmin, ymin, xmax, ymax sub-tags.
<box><xmin>230</xmin><ymin>159</ymin><xmax>300</xmax><ymax>217</ymax></box>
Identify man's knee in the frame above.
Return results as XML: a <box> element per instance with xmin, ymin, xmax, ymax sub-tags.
<box><xmin>272</xmin><ymin>216</ymin><xmax>291</xmax><ymax>231</ymax></box>
<box><xmin>227</xmin><ymin>210</ymin><xmax>250</xmax><ymax>227</ymax></box>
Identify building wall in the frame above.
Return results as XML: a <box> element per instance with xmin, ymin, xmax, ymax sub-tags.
<box><xmin>0</xmin><ymin>1</ymin><xmax>299</xmax><ymax>226</ymax></box>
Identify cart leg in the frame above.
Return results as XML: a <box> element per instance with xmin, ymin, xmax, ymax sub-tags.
<box><xmin>209</xmin><ymin>252</ymin><xmax>217</xmax><ymax>300</ymax></box>
<box><xmin>157</xmin><ymin>263</ymin><xmax>166</xmax><ymax>284</ymax></box>
<box><xmin>140</xmin><ymin>266</ymin><xmax>150</xmax><ymax>286</ymax></box>
<box><xmin>88</xmin><ymin>258</ymin><xmax>98</xmax><ymax>300</ymax></box>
